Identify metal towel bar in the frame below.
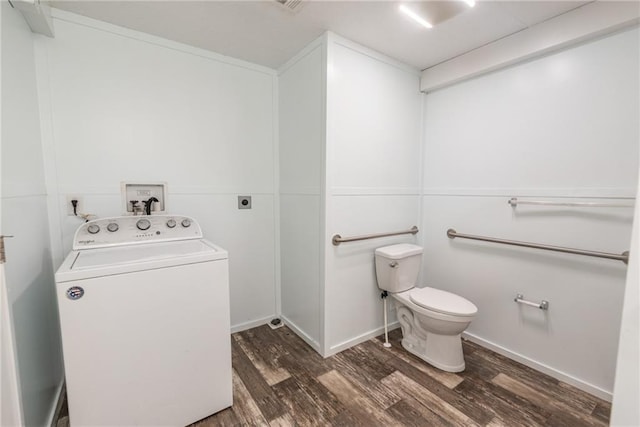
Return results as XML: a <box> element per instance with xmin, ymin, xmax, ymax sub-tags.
<box><xmin>332</xmin><ymin>226</ymin><xmax>418</xmax><ymax>246</ymax></box>
<box><xmin>515</xmin><ymin>294</ymin><xmax>549</xmax><ymax>310</ymax></box>
<box><xmin>447</xmin><ymin>229</ymin><xmax>629</xmax><ymax>265</ymax></box>
<box><xmin>508</xmin><ymin>197</ymin><xmax>635</xmax><ymax>208</ymax></box>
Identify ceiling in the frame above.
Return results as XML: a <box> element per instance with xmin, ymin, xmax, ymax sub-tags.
<box><xmin>50</xmin><ymin>0</ymin><xmax>592</xmax><ymax>70</ymax></box>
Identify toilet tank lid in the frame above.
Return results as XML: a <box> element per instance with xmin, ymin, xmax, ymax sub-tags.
<box><xmin>375</xmin><ymin>244</ymin><xmax>423</xmax><ymax>259</ymax></box>
<box><xmin>410</xmin><ymin>287</ymin><xmax>478</xmax><ymax>316</ymax></box>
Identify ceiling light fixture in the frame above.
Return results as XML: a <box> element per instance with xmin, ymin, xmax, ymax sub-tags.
<box><xmin>399</xmin><ymin>5</ymin><xmax>433</xmax><ymax>29</ymax></box>
<box><xmin>462</xmin><ymin>0</ymin><xmax>476</xmax><ymax>7</ymax></box>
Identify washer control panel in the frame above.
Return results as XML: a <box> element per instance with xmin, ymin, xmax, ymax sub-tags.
<box><xmin>73</xmin><ymin>215</ymin><xmax>202</xmax><ymax>250</ymax></box>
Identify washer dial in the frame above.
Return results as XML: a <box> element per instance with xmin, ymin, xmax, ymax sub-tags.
<box><xmin>107</xmin><ymin>222</ymin><xmax>119</xmax><ymax>232</ymax></box>
<box><xmin>87</xmin><ymin>224</ymin><xmax>100</xmax><ymax>234</ymax></box>
<box><xmin>166</xmin><ymin>219</ymin><xmax>177</xmax><ymax>228</ymax></box>
<box><xmin>136</xmin><ymin>219</ymin><xmax>151</xmax><ymax>231</ymax></box>
<box><xmin>181</xmin><ymin>218</ymin><xmax>191</xmax><ymax>228</ymax></box>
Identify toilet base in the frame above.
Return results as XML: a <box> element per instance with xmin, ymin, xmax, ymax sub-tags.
<box><xmin>396</xmin><ymin>305</ymin><xmax>467</xmax><ymax>373</ymax></box>
<box><xmin>400</xmin><ymin>333</ymin><xmax>465</xmax><ymax>373</ymax></box>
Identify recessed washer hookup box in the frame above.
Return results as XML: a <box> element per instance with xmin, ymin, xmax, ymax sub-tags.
<box><xmin>121</xmin><ymin>181</ymin><xmax>167</xmax><ymax>215</ymax></box>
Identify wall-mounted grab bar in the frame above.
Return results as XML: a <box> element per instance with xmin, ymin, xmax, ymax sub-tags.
<box><xmin>515</xmin><ymin>294</ymin><xmax>549</xmax><ymax>310</ymax></box>
<box><xmin>447</xmin><ymin>228</ymin><xmax>629</xmax><ymax>265</ymax></box>
<box><xmin>332</xmin><ymin>226</ymin><xmax>418</xmax><ymax>246</ymax></box>
<box><xmin>508</xmin><ymin>197</ymin><xmax>635</xmax><ymax>208</ymax></box>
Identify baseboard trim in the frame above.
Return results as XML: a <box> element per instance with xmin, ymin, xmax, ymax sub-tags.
<box><xmin>280</xmin><ymin>315</ymin><xmax>321</xmax><ymax>354</ymax></box>
<box><xmin>230</xmin><ymin>315</ymin><xmax>274</xmax><ymax>333</ymax></box>
<box><xmin>48</xmin><ymin>380</ymin><xmax>65</xmax><ymax>427</ymax></box>
<box><xmin>463</xmin><ymin>332</ymin><xmax>613</xmax><ymax>401</ymax></box>
<box><xmin>326</xmin><ymin>321</ymin><xmax>401</xmax><ymax>357</ymax></box>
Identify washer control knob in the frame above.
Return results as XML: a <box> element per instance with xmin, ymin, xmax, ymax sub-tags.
<box><xmin>106</xmin><ymin>222</ymin><xmax>119</xmax><ymax>232</ymax></box>
<box><xmin>166</xmin><ymin>219</ymin><xmax>177</xmax><ymax>228</ymax></box>
<box><xmin>136</xmin><ymin>218</ymin><xmax>151</xmax><ymax>231</ymax></box>
<box><xmin>181</xmin><ymin>218</ymin><xmax>191</xmax><ymax>228</ymax></box>
<box><xmin>87</xmin><ymin>224</ymin><xmax>100</xmax><ymax>234</ymax></box>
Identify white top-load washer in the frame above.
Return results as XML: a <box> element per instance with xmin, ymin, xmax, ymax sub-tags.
<box><xmin>55</xmin><ymin>215</ymin><xmax>232</xmax><ymax>426</ymax></box>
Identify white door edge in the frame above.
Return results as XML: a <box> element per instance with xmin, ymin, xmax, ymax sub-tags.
<box><xmin>1</xmin><ymin>263</ymin><xmax>25</xmax><ymax>426</ymax></box>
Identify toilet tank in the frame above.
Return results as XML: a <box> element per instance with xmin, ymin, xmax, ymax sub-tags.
<box><xmin>375</xmin><ymin>244</ymin><xmax>423</xmax><ymax>293</ymax></box>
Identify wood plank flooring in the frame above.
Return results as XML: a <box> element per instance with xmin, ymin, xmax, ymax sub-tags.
<box><xmin>193</xmin><ymin>326</ymin><xmax>610</xmax><ymax>427</ymax></box>
<box><xmin>56</xmin><ymin>325</ymin><xmax>611</xmax><ymax>426</ymax></box>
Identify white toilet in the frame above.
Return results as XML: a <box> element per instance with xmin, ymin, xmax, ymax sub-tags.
<box><xmin>375</xmin><ymin>243</ymin><xmax>477</xmax><ymax>372</ymax></box>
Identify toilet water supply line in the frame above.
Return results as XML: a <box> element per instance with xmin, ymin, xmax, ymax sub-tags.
<box><xmin>381</xmin><ymin>291</ymin><xmax>391</xmax><ymax>348</ymax></box>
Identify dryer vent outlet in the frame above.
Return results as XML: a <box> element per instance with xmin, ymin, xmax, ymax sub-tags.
<box><xmin>238</xmin><ymin>196</ymin><xmax>252</xmax><ymax>209</ymax></box>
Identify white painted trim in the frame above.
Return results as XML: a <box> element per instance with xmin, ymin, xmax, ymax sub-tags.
<box><xmin>281</xmin><ymin>315</ymin><xmax>321</xmax><ymax>354</ymax></box>
<box><xmin>1</xmin><ymin>193</ymin><xmax>48</xmax><ymax>200</ymax></box>
<box><xmin>463</xmin><ymin>332</ymin><xmax>613</xmax><ymax>401</ymax></box>
<box><xmin>272</xmin><ymin>72</ymin><xmax>281</xmax><ymax>319</ymax></box>
<box><xmin>33</xmin><ymin>35</ymin><xmax>66</xmax><ymax>269</ymax></box>
<box><xmin>277</xmin><ymin>34</ymin><xmax>324</xmax><ymax>76</ymax></box>
<box><xmin>421</xmin><ymin>2</ymin><xmax>640</xmax><ymax>92</ymax></box>
<box><xmin>168</xmin><ymin>187</ymin><xmax>275</xmax><ymax>195</ymax></box>
<box><xmin>421</xmin><ymin>188</ymin><xmax>637</xmax><ymax>199</ymax></box>
<box><xmin>331</xmin><ymin>187</ymin><xmax>421</xmax><ymax>196</ymax></box>
<box><xmin>416</xmin><ymin>94</ymin><xmax>427</xmax><ymax>261</ymax></box>
<box><xmin>320</xmin><ymin>31</ymin><xmax>331</xmax><ymax>357</ymax></box>
<box><xmin>280</xmin><ymin>188</ymin><xmax>322</xmax><ymax>196</ymax></box>
<box><xmin>325</xmin><ymin>321</ymin><xmax>400</xmax><ymax>358</ymax></box>
<box><xmin>328</xmin><ymin>32</ymin><xmax>421</xmax><ymax>77</ymax></box>
<box><xmin>45</xmin><ymin>185</ymin><xmax>629</xmax><ymax>198</ymax></box>
<box><xmin>230</xmin><ymin>315</ymin><xmax>275</xmax><ymax>334</ymax></box>
<box><xmin>55</xmin><ymin>186</ymin><xmax>277</xmax><ymax>196</ymax></box>
<box><xmin>49</xmin><ymin>8</ymin><xmax>276</xmax><ymax>76</ymax></box>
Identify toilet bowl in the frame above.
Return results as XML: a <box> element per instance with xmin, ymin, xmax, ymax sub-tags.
<box><xmin>375</xmin><ymin>244</ymin><xmax>477</xmax><ymax>372</ymax></box>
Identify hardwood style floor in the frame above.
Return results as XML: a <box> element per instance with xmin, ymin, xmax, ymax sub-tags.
<box><xmin>57</xmin><ymin>325</ymin><xmax>611</xmax><ymax>426</ymax></box>
<box><xmin>194</xmin><ymin>326</ymin><xmax>610</xmax><ymax>427</ymax></box>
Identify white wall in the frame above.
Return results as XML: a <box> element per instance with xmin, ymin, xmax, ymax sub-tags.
<box><xmin>5</xmin><ymin>6</ymin><xmax>635</xmax><ymax>418</ymax></box>
<box><xmin>36</xmin><ymin>10</ymin><xmax>279</xmax><ymax>331</ymax></box>
<box><xmin>421</xmin><ymin>27</ymin><xmax>639</xmax><ymax>399</ymax></box>
<box><xmin>610</xmin><ymin>181</ymin><xmax>640</xmax><ymax>425</ymax></box>
<box><xmin>278</xmin><ymin>38</ymin><xmax>325</xmax><ymax>351</ymax></box>
<box><xmin>324</xmin><ymin>35</ymin><xmax>423</xmax><ymax>355</ymax></box>
<box><xmin>1</xmin><ymin>1</ymin><xmax>63</xmax><ymax>425</ymax></box>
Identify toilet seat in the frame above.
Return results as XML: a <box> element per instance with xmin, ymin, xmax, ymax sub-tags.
<box><xmin>409</xmin><ymin>287</ymin><xmax>477</xmax><ymax>316</ymax></box>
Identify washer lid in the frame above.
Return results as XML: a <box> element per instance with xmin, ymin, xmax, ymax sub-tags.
<box><xmin>55</xmin><ymin>239</ymin><xmax>228</xmax><ymax>283</ymax></box>
<box><xmin>409</xmin><ymin>287</ymin><xmax>477</xmax><ymax>316</ymax></box>
<box><xmin>72</xmin><ymin>240</ymin><xmax>219</xmax><ymax>270</ymax></box>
